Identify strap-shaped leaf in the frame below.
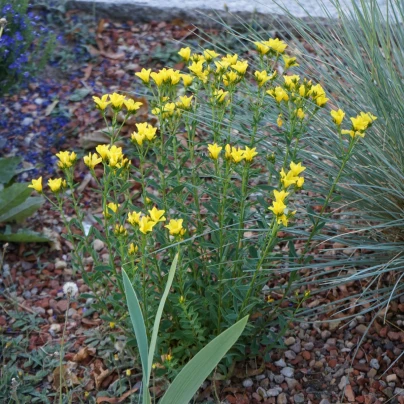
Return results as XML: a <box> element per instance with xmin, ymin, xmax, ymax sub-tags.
<box><xmin>0</xmin><ymin>196</ymin><xmax>43</xmax><ymax>223</ymax></box>
<box><xmin>0</xmin><ymin>183</ymin><xmax>32</xmax><ymax>216</ymax></box>
<box><xmin>147</xmin><ymin>253</ymin><xmax>179</xmax><ymax>383</ymax></box>
<box><xmin>122</xmin><ymin>269</ymin><xmax>149</xmax><ymax>389</ymax></box>
<box><xmin>160</xmin><ymin>315</ymin><xmax>248</xmax><ymax>404</ymax></box>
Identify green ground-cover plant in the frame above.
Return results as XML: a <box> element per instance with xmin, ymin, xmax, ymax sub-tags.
<box><xmin>0</xmin><ymin>156</ymin><xmax>48</xmax><ymax>242</ymax></box>
<box><xmin>197</xmin><ymin>0</ymin><xmax>403</xmax><ymax>321</ymax></box>
<box><xmin>29</xmin><ymin>35</ymin><xmax>375</xmax><ymax>390</ymax></box>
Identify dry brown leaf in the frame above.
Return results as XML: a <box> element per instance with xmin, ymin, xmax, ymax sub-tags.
<box><xmin>96</xmin><ymin>387</ymin><xmax>140</xmax><ymax>403</ymax></box>
<box><xmin>82</xmin><ymin>64</ymin><xmax>93</xmax><ymax>81</ymax></box>
<box><xmin>45</xmin><ymin>99</ymin><xmax>59</xmax><ymax>116</ymax></box>
<box><xmin>72</xmin><ymin>346</ymin><xmax>96</xmax><ymax>363</ymax></box>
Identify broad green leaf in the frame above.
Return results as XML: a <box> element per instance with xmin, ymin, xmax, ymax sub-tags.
<box><xmin>147</xmin><ymin>253</ymin><xmax>178</xmax><ymax>383</ymax></box>
<box><xmin>0</xmin><ymin>157</ymin><xmax>21</xmax><ymax>184</ymax></box>
<box><xmin>160</xmin><ymin>316</ymin><xmax>248</xmax><ymax>404</ymax></box>
<box><xmin>122</xmin><ymin>268</ymin><xmax>150</xmax><ymax>402</ymax></box>
<box><xmin>0</xmin><ymin>196</ymin><xmax>44</xmax><ymax>223</ymax></box>
<box><xmin>0</xmin><ymin>183</ymin><xmax>32</xmax><ymax>216</ymax></box>
<box><xmin>0</xmin><ymin>230</ymin><xmax>50</xmax><ymax>243</ymax></box>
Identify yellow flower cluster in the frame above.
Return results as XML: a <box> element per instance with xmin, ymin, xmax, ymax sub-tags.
<box><xmin>56</xmin><ymin>151</ymin><xmax>77</xmax><ymax>169</ymax></box>
<box><xmin>131</xmin><ymin>122</ymin><xmax>157</xmax><ymax>146</ymax></box>
<box><xmin>207</xmin><ymin>143</ymin><xmax>258</xmax><ymax>163</ymax></box>
<box><xmin>254</xmin><ymin>38</ymin><xmax>288</xmax><ymax>55</ymax></box>
<box><xmin>95</xmin><ymin>144</ymin><xmax>129</xmax><ymax>169</ymax></box>
<box><xmin>29</xmin><ymin>177</ymin><xmax>66</xmax><ymax>193</ymax></box>
<box><xmin>341</xmin><ymin>112</ymin><xmax>377</xmax><ymax>138</ymax></box>
<box><xmin>93</xmin><ymin>93</ymin><xmax>143</xmax><ymax>113</ymax></box>
<box><xmin>280</xmin><ymin>162</ymin><xmax>306</xmax><ymax>189</ymax></box>
<box><xmin>127</xmin><ymin>207</ymin><xmax>185</xmax><ymax>236</ymax></box>
<box><xmin>268</xmin><ymin>189</ymin><xmax>291</xmax><ymax>226</ymax></box>
<box><xmin>104</xmin><ymin>202</ymin><xmax>119</xmax><ymax>218</ymax></box>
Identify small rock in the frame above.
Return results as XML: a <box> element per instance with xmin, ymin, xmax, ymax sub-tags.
<box><xmin>67</xmin><ymin>308</ymin><xmax>77</xmax><ymax>317</ymax></box>
<box><xmin>285</xmin><ymin>377</ymin><xmax>298</xmax><ymax>390</ymax></box>
<box><xmin>56</xmin><ymin>300</ymin><xmax>69</xmax><ymax>312</ymax></box>
<box><xmin>281</xmin><ymin>367</ymin><xmax>294</xmax><ymax>378</ymax></box>
<box><xmin>34</xmin><ymin>97</ymin><xmax>44</xmax><ymax>105</ymax></box>
<box><xmin>367</xmin><ymin>368</ymin><xmax>377</xmax><ymax>378</ymax></box>
<box><xmin>284</xmin><ymin>336</ymin><xmax>295</xmax><ymax>346</ymax></box>
<box><xmin>31</xmin><ymin>287</ymin><xmax>38</xmax><ymax>295</ymax></box>
<box><xmin>242</xmin><ymin>378</ymin><xmax>254</xmax><ymax>388</ymax></box>
<box><xmin>256</xmin><ymin>386</ymin><xmax>267</xmax><ymax>398</ymax></box>
<box><xmin>55</xmin><ymin>259</ymin><xmax>67</xmax><ymax>270</ymax></box>
<box><xmin>386</xmin><ymin>374</ymin><xmax>397</xmax><ymax>383</ymax></box>
<box><xmin>355</xmin><ymin>324</ymin><xmax>368</xmax><ymax>334</ymax></box>
<box><xmin>303</xmin><ymin>342</ymin><xmax>314</xmax><ymax>351</ymax></box>
<box><xmin>285</xmin><ymin>350</ymin><xmax>297</xmax><ymax>360</ymax></box>
<box><xmin>339</xmin><ymin>376</ymin><xmax>348</xmax><ymax>390</ymax></box>
<box><xmin>274</xmin><ymin>375</ymin><xmax>284</xmax><ymax>384</ymax></box>
<box><xmin>345</xmin><ymin>385</ymin><xmax>355</xmax><ymax>402</ymax></box>
<box><xmin>32</xmin><ymin>306</ymin><xmax>45</xmax><ymax>315</ymax></box>
<box><xmin>321</xmin><ymin>330</ymin><xmax>331</xmax><ymax>339</ymax></box>
<box><xmin>370</xmin><ymin>358</ymin><xmax>380</xmax><ymax>370</ymax></box>
<box><xmin>394</xmin><ymin>388</ymin><xmax>404</xmax><ymax>396</ymax></box>
<box><xmin>275</xmin><ymin>359</ymin><xmax>287</xmax><ymax>368</ymax></box>
<box><xmin>294</xmin><ymin>393</ymin><xmax>305</xmax><ymax>403</ymax></box>
<box><xmin>22</xmin><ymin>291</ymin><xmax>31</xmax><ymax>299</ymax></box>
<box><xmin>277</xmin><ymin>393</ymin><xmax>288</xmax><ymax>404</ymax></box>
<box><xmin>290</xmin><ymin>342</ymin><xmax>301</xmax><ymax>353</ymax></box>
<box><xmin>256</xmin><ymin>374</ymin><xmax>266</xmax><ymax>381</ymax></box>
<box><xmin>93</xmin><ymin>239</ymin><xmax>105</xmax><ymax>251</ymax></box>
<box><xmin>299</xmin><ymin>322</ymin><xmax>310</xmax><ymax>330</ymax></box>
<box><xmin>22</xmin><ymin>117</ymin><xmax>34</xmax><ymax>126</ymax></box>
<box><xmin>267</xmin><ymin>388</ymin><xmax>281</xmax><ymax>397</ymax></box>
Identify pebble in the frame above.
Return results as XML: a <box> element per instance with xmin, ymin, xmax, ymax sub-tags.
<box><xmin>275</xmin><ymin>359</ymin><xmax>286</xmax><ymax>368</ymax></box>
<box><xmin>277</xmin><ymin>393</ymin><xmax>288</xmax><ymax>404</ymax></box>
<box><xmin>22</xmin><ymin>117</ymin><xmax>34</xmax><ymax>126</ymax></box>
<box><xmin>22</xmin><ymin>291</ymin><xmax>31</xmax><ymax>299</ymax></box>
<box><xmin>394</xmin><ymin>388</ymin><xmax>404</xmax><ymax>396</ymax></box>
<box><xmin>34</xmin><ymin>97</ymin><xmax>44</xmax><ymax>105</ymax></box>
<box><xmin>370</xmin><ymin>358</ymin><xmax>380</xmax><ymax>370</ymax></box>
<box><xmin>321</xmin><ymin>330</ymin><xmax>331</xmax><ymax>339</ymax></box>
<box><xmin>285</xmin><ymin>378</ymin><xmax>298</xmax><ymax>390</ymax></box>
<box><xmin>32</xmin><ymin>306</ymin><xmax>45</xmax><ymax>315</ymax></box>
<box><xmin>284</xmin><ymin>336</ymin><xmax>295</xmax><ymax>346</ymax></box>
<box><xmin>339</xmin><ymin>376</ymin><xmax>348</xmax><ymax>390</ymax></box>
<box><xmin>355</xmin><ymin>324</ymin><xmax>368</xmax><ymax>334</ymax></box>
<box><xmin>294</xmin><ymin>393</ymin><xmax>305</xmax><ymax>403</ymax></box>
<box><xmin>303</xmin><ymin>342</ymin><xmax>314</xmax><ymax>351</ymax></box>
<box><xmin>256</xmin><ymin>386</ymin><xmax>267</xmax><ymax>398</ymax></box>
<box><xmin>280</xmin><ymin>367</ymin><xmax>294</xmax><ymax>378</ymax></box>
<box><xmin>367</xmin><ymin>368</ymin><xmax>377</xmax><ymax>378</ymax></box>
<box><xmin>285</xmin><ymin>350</ymin><xmax>297</xmax><ymax>360</ymax></box>
<box><xmin>386</xmin><ymin>374</ymin><xmax>397</xmax><ymax>383</ymax></box>
<box><xmin>290</xmin><ymin>342</ymin><xmax>301</xmax><ymax>353</ymax></box>
<box><xmin>31</xmin><ymin>287</ymin><xmax>38</xmax><ymax>295</ymax></box>
<box><xmin>93</xmin><ymin>239</ymin><xmax>105</xmax><ymax>251</ymax></box>
<box><xmin>242</xmin><ymin>378</ymin><xmax>254</xmax><ymax>388</ymax></box>
<box><xmin>274</xmin><ymin>375</ymin><xmax>285</xmax><ymax>384</ymax></box>
<box><xmin>267</xmin><ymin>387</ymin><xmax>282</xmax><ymax>397</ymax></box>
<box><xmin>55</xmin><ymin>259</ymin><xmax>67</xmax><ymax>270</ymax></box>
<box><xmin>299</xmin><ymin>322</ymin><xmax>310</xmax><ymax>330</ymax></box>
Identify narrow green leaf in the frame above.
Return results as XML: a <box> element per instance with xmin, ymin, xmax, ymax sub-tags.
<box><xmin>0</xmin><ymin>183</ymin><xmax>32</xmax><ymax>216</ymax></box>
<box><xmin>160</xmin><ymin>315</ymin><xmax>248</xmax><ymax>404</ymax></box>
<box><xmin>0</xmin><ymin>196</ymin><xmax>44</xmax><ymax>223</ymax></box>
<box><xmin>122</xmin><ymin>269</ymin><xmax>149</xmax><ymax>386</ymax></box>
<box><xmin>0</xmin><ymin>230</ymin><xmax>50</xmax><ymax>243</ymax></box>
<box><xmin>147</xmin><ymin>253</ymin><xmax>179</xmax><ymax>383</ymax></box>
<box><xmin>0</xmin><ymin>157</ymin><xmax>21</xmax><ymax>184</ymax></box>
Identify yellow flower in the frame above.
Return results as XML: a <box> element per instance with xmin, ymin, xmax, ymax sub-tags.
<box><xmin>136</xmin><ymin>122</ymin><xmax>157</xmax><ymax>141</ymax></box>
<box><xmin>282</xmin><ymin>55</ymin><xmax>299</xmax><ymax>69</ymax></box>
<box><xmin>93</xmin><ymin>94</ymin><xmax>110</xmax><ymax>110</ymax></box>
<box><xmin>283</xmin><ymin>74</ymin><xmax>300</xmax><ymax>90</ymax></box>
<box><xmin>110</xmin><ymin>322</ymin><xmax>115</xmax><ymax>329</ymax></box>
<box><xmin>180</xmin><ymin>74</ymin><xmax>194</xmax><ymax>87</ymax></box>
<box><xmin>28</xmin><ymin>177</ymin><xmax>42</xmax><ymax>193</ymax></box>
<box><xmin>188</xmin><ymin>60</ymin><xmax>205</xmax><ymax>76</ymax></box>
<box><xmin>296</xmin><ymin>176</ymin><xmax>304</xmax><ymax>188</ymax></box>
<box><xmin>243</xmin><ymin>146</ymin><xmax>258</xmax><ymax>162</ymax></box>
<box><xmin>231</xmin><ymin>147</ymin><xmax>244</xmax><ymax>164</ymax></box>
<box><xmin>254</xmin><ymin>70</ymin><xmax>276</xmax><ymax>87</ymax></box>
<box><xmin>177</xmin><ymin>95</ymin><xmax>193</xmax><ymax>110</ymax></box>
<box><xmin>280</xmin><ymin>168</ymin><xmax>298</xmax><ymax>188</ymax></box>
<box><xmin>296</xmin><ymin>108</ymin><xmax>305</xmax><ymax>119</ymax></box>
<box><xmin>56</xmin><ymin>151</ymin><xmax>76</xmax><ymax>169</ymax></box>
<box><xmin>114</xmin><ymin>224</ymin><xmax>128</xmax><ymax>236</ymax></box>
<box><xmin>330</xmin><ymin>109</ymin><xmax>345</xmax><ymax>126</ymax></box>
<box><xmin>124</xmin><ymin>99</ymin><xmax>143</xmax><ymax>113</ymax></box>
<box><xmin>108</xmin><ymin>145</ymin><xmax>124</xmax><ymax>167</ymax></box>
<box><xmin>315</xmin><ymin>95</ymin><xmax>329</xmax><ymax>107</ymax></box>
<box><xmin>126</xmin><ymin>369</ymin><xmax>131</xmax><ymax>376</ymax></box>
<box><xmin>135</xmin><ymin>68</ymin><xmax>151</xmax><ymax>83</ymax></box>
<box><xmin>109</xmin><ymin>93</ymin><xmax>126</xmax><ymax>109</ymax></box>
<box><xmin>265</xmin><ymin>38</ymin><xmax>287</xmax><ymax>54</ymax></box>
<box><xmin>96</xmin><ymin>144</ymin><xmax>110</xmax><ymax>160</ymax></box>
<box><xmin>350</xmin><ymin>112</ymin><xmax>377</xmax><ymax>131</ymax></box>
<box><xmin>178</xmin><ymin>47</ymin><xmax>191</xmax><ymax>61</ymax></box>
<box><xmin>207</xmin><ymin>143</ymin><xmax>222</xmax><ymax>160</ymax></box>
<box><xmin>213</xmin><ymin>89</ymin><xmax>228</xmax><ymax>104</ymax></box>
<box><xmin>104</xmin><ymin>202</ymin><xmax>119</xmax><ymax>218</ymax></box>
<box><xmin>223</xmin><ymin>70</ymin><xmax>240</xmax><ymax>86</ymax></box>
<box><xmin>165</xmin><ymin>219</ymin><xmax>184</xmax><ymax>236</ymax></box>
<box><xmin>127</xmin><ymin>211</ymin><xmax>141</xmax><ymax>226</ymax></box>
<box><xmin>191</xmin><ymin>53</ymin><xmax>206</xmax><ymax>63</ymax></box>
<box><xmin>48</xmin><ymin>178</ymin><xmax>64</xmax><ymax>193</ymax></box>
<box><xmin>268</xmin><ymin>200</ymin><xmax>286</xmax><ymax>216</ymax></box>
<box><xmin>84</xmin><ymin>152</ymin><xmax>102</xmax><ymax>169</ymax></box>
<box><xmin>151</xmin><ymin>71</ymin><xmax>164</xmax><ymax>87</ymax></box>
<box><xmin>267</xmin><ymin>86</ymin><xmax>289</xmax><ymax>103</ymax></box>
<box><xmin>289</xmin><ymin>161</ymin><xmax>306</xmax><ymax>176</ymax></box>
<box><xmin>148</xmin><ymin>207</ymin><xmax>166</xmax><ymax>223</ymax></box>
<box><xmin>341</xmin><ymin>129</ymin><xmax>364</xmax><ymax>138</ymax></box>
<box><xmin>273</xmin><ymin>189</ymin><xmax>289</xmax><ymax>202</ymax></box>
<box><xmin>203</xmin><ymin>49</ymin><xmax>219</xmax><ymax>61</ymax></box>
<box><xmin>179</xmin><ymin>295</ymin><xmax>185</xmax><ymax>304</ymax></box>
<box><xmin>277</xmin><ymin>114</ymin><xmax>283</xmax><ymax>127</ymax></box>
<box><xmin>254</xmin><ymin>41</ymin><xmax>270</xmax><ymax>55</ymax></box>
<box><xmin>277</xmin><ymin>214</ymin><xmax>289</xmax><ymax>226</ymax></box>
<box><xmin>131</xmin><ymin>131</ymin><xmax>145</xmax><ymax>146</ymax></box>
<box><xmin>128</xmin><ymin>243</ymin><xmax>138</xmax><ymax>255</ymax></box>
<box><xmin>214</xmin><ymin>59</ymin><xmax>231</xmax><ymax>73</ymax></box>
<box><xmin>139</xmin><ymin>216</ymin><xmax>156</xmax><ymax>234</ymax></box>
<box><xmin>166</xmin><ymin>353</ymin><xmax>173</xmax><ymax>362</ymax></box>
<box><xmin>231</xmin><ymin>60</ymin><xmax>248</xmax><ymax>75</ymax></box>
<box><xmin>225</xmin><ymin>144</ymin><xmax>232</xmax><ymax>160</ymax></box>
